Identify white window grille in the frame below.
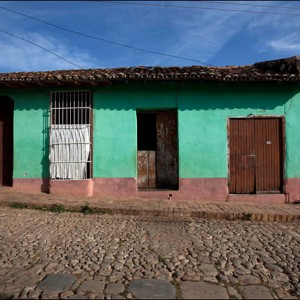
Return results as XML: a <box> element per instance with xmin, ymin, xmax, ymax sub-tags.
<box><xmin>49</xmin><ymin>91</ymin><xmax>92</xmax><ymax>180</ymax></box>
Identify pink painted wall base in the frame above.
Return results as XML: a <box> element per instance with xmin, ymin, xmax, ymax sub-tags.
<box><xmin>11</xmin><ymin>177</ymin><xmax>300</xmax><ymax>203</ymax></box>
<box><xmin>13</xmin><ymin>178</ymin><xmax>49</xmax><ymax>193</ymax></box>
<box><xmin>285</xmin><ymin>178</ymin><xmax>300</xmax><ymax>203</ymax></box>
<box><xmin>92</xmin><ymin>178</ymin><xmax>228</xmax><ymax>201</ymax></box>
<box><xmin>49</xmin><ymin>179</ymin><xmax>93</xmax><ymax>197</ymax></box>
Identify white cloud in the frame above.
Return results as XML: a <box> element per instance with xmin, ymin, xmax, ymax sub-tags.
<box><xmin>267</xmin><ymin>33</ymin><xmax>300</xmax><ymax>53</ymax></box>
<box><xmin>0</xmin><ymin>31</ymin><xmax>97</xmax><ymax>72</ymax></box>
<box><xmin>247</xmin><ymin>1</ymin><xmax>300</xmax><ymax>32</ymax></box>
<box><xmin>1</xmin><ymin>1</ymin><xmax>299</xmax><ymax>70</ymax></box>
<box><xmin>104</xmin><ymin>4</ymin><xmax>258</xmax><ymax>67</ymax></box>
<box><xmin>0</xmin><ymin>1</ymin><xmax>261</xmax><ymax>68</ymax></box>
<box><xmin>163</xmin><ymin>8</ymin><xmax>255</xmax><ymax>65</ymax></box>
<box><xmin>246</xmin><ymin>7</ymin><xmax>300</xmax><ymax>57</ymax></box>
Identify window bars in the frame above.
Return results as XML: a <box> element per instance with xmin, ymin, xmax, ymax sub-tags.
<box><xmin>49</xmin><ymin>91</ymin><xmax>92</xmax><ymax>180</ymax></box>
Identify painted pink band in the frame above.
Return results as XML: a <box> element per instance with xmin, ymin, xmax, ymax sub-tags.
<box><xmin>12</xmin><ymin>178</ymin><xmax>300</xmax><ymax>203</ymax></box>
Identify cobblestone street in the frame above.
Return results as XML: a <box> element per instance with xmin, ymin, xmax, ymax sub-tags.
<box><xmin>0</xmin><ymin>206</ymin><xmax>299</xmax><ymax>299</ymax></box>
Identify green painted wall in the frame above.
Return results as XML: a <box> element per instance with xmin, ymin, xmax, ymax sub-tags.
<box><xmin>93</xmin><ymin>84</ymin><xmax>177</xmax><ymax>178</ymax></box>
<box><xmin>178</xmin><ymin>82</ymin><xmax>299</xmax><ymax>178</ymax></box>
<box><xmin>93</xmin><ymin>82</ymin><xmax>300</xmax><ymax>179</ymax></box>
<box><xmin>1</xmin><ymin>81</ymin><xmax>299</xmax><ymax>180</ymax></box>
<box><xmin>0</xmin><ymin>89</ymin><xmax>50</xmax><ymax>179</ymax></box>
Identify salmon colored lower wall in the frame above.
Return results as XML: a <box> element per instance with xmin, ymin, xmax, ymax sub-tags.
<box><xmin>13</xmin><ymin>178</ymin><xmax>49</xmax><ymax>193</ymax></box>
<box><xmin>49</xmin><ymin>179</ymin><xmax>93</xmax><ymax>197</ymax></box>
<box><xmin>92</xmin><ymin>178</ymin><xmax>228</xmax><ymax>201</ymax></box>
<box><xmin>179</xmin><ymin>178</ymin><xmax>228</xmax><ymax>201</ymax></box>
<box><xmin>12</xmin><ymin>177</ymin><xmax>300</xmax><ymax>203</ymax></box>
<box><xmin>285</xmin><ymin>178</ymin><xmax>300</xmax><ymax>203</ymax></box>
<box><xmin>12</xmin><ymin>177</ymin><xmax>228</xmax><ymax>200</ymax></box>
<box><xmin>93</xmin><ymin>178</ymin><xmax>136</xmax><ymax>197</ymax></box>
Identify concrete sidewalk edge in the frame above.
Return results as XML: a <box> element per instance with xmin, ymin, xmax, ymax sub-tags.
<box><xmin>0</xmin><ymin>196</ymin><xmax>300</xmax><ymax>222</ymax></box>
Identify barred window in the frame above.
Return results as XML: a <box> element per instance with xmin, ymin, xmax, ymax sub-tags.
<box><xmin>49</xmin><ymin>91</ymin><xmax>92</xmax><ymax>180</ymax></box>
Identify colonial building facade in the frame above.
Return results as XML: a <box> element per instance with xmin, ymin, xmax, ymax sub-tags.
<box><xmin>1</xmin><ymin>56</ymin><xmax>300</xmax><ymax>203</ymax></box>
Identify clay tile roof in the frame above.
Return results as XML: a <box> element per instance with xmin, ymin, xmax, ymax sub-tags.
<box><xmin>0</xmin><ymin>55</ymin><xmax>299</xmax><ymax>88</ymax></box>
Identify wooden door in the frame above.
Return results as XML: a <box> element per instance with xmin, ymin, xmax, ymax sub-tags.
<box><xmin>229</xmin><ymin>118</ymin><xmax>283</xmax><ymax>194</ymax></box>
<box><xmin>255</xmin><ymin>118</ymin><xmax>282</xmax><ymax>192</ymax></box>
<box><xmin>137</xmin><ymin>150</ymin><xmax>156</xmax><ymax>188</ymax></box>
<box><xmin>137</xmin><ymin>111</ymin><xmax>178</xmax><ymax>190</ymax></box>
<box><xmin>229</xmin><ymin>119</ymin><xmax>256</xmax><ymax>193</ymax></box>
<box><xmin>137</xmin><ymin>113</ymin><xmax>157</xmax><ymax>189</ymax></box>
<box><xmin>0</xmin><ymin>98</ymin><xmax>13</xmax><ymax>186</ymax></box>
<box><xmin>156</xmin><ymin>111</ymin><xmax>178</xmax><ymax>189</ymax></box>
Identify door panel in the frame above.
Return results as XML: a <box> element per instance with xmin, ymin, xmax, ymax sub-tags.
<box><xmin>137</xmin><ymin>150</ymin><xmax>156</xmax><ymax>188</ymax></box>
<box><xmin>137</xmin><ymin>113</ymin><xmax>157</xmax><ymax>189</ymax></box>
<box><xmin>229</xmin><ymin>119</ymin><xmax>255</xmax><ymax>193</ymax></box>
<box><xmin>229</xmin><ymin>118</ymin><xmax>283</xmax><ymax>194</ymax></box>
<box><xmin>156</xmin><ymin>111</ymin><xmax>178</xmax><ymax>189</ymax></box>
<box><xmin>137</xmin><ymin>151</ymin><xmax>148</xmax><ymax>188</ymax></box>
<box><xmin>255</xmin><ymin>118</ymin><xmax>282</xmax><ymax>192</ymax></box>
<box><xmin>137</xmin><ymin>110</ymin><xmax>178</xmax><ymax>190</ymax></box>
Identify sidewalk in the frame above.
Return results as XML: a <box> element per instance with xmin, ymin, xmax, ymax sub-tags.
<box><xmin>0</xmin><ymin>187</ymin><xmax>300</xmax><ymax>222</ymax></box>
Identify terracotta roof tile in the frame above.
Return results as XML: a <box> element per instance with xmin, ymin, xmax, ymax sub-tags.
<box><xmin>0</xmin><ymin>56</ymin><xmax>300</xmax><ymax>88</ymax></box>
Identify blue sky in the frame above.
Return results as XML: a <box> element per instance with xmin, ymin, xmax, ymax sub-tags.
<box><xmin>0</xmin><ymin>1</ymin><xmax>300</xmax><ymax>72</ymax></box>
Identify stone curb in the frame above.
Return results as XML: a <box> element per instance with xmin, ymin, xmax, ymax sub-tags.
<box><xmin>0</xmin><ymin>199</ymin><xmax>299</xmax><ymax>222</ymax></box>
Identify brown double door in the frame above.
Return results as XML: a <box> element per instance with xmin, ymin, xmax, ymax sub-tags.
<box><xmin>137</xmin><ymin>110</ymin><xmax>178</xmax><ymax>189</ymax></box>
<box><xmin>0</xmin><ymin>98</ymin><xmax>13</xmax><ymax>186</ymax></box>
<box><xmin>229</xmin><ymin>118</ymin><xmax>283</xmax><ymax>194</ymax></box>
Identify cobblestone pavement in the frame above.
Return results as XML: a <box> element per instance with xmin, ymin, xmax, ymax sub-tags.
<box><xmin>0</xmin><ymin>206</ymin><xmax>299</xmax><ymax>299</ymax></box>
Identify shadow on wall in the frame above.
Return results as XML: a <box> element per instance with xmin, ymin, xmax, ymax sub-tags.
<box><xmin>93</xmin><ymin>82</ymin><xmax>179</xmax><ymax>112</ymax></box>
<box><xmin>8</xmin><ymin>89</ymin><xmax>51</xmax><ymax>193</ymax></box>
<box><xmin>178</xmin><ymin>82</ymin><xmax>299</xmax><ymax>111</ymax></box>
<box><xmin>41</xmin><ymin>108</ymin><xmax>50</xmax><ymax>193</ymax></box>
<box><xmin>92</xmin><ymin>81</ymin><xmax>299</xmax><ymax>112</ymax></box>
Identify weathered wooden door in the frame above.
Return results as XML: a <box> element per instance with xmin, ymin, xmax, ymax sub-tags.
<box><xmin>137</xmin><ymin>113</ymin><xmax>157</xmax><ymax>188</ymax></box>
<box><xmin>156</xmin><ymin>111</ymin><xmax>178</xmax><ymax>188</ymax></box>
<box><xmin>229</xmin><ymin>118</ymin><xmax>283</xmax><ymax>194</ymax></box>
<box><xmin>137</xmin><ymin>150</ymin><xmax>156</xmax><ymax>188</ymax></box>
<box><xmin>0</xmin><ymin>98</ymin><xmax>13</xmax><ymax>186</ymax></box>
<box><xmin>229</xmin><ymin>119</ymin><xmax>256</xmax><ymax>194</ymax></box>
<box><xmin>137</xmin><ymin>111</ymin><xmax>178</xmax><ymax>189</ymax></box>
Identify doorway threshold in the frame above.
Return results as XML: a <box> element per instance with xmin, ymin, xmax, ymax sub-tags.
<box><xmin>138</xmin><ymin>187</ymin><xmax>179</xmax><ymax>192</ymax></box>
